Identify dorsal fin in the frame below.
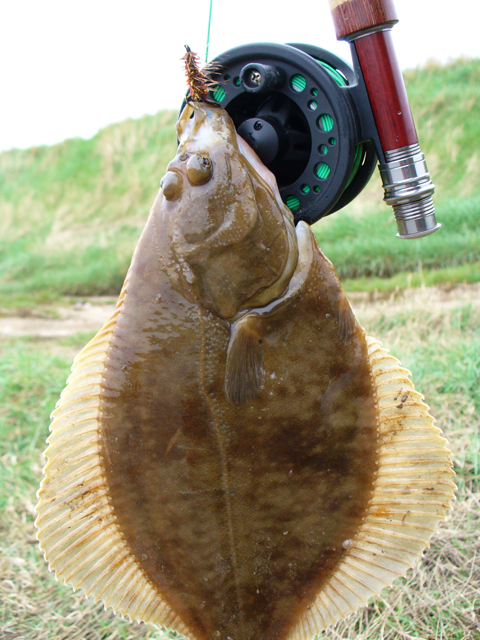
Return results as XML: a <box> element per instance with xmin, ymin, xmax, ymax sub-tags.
<box><xmin>224</xmin><ymin>315</ymin><xmax>264</xmax><ymax>405</ymax></box>
<box><xmin>286</xmin><ymin>336</ymin><xmax>456</xmax><ymax>639</ymax></box>
<box><xmin>35</xmin><ymin>283</ymin><xmax>191</xmax><ymax>636</ymax></box>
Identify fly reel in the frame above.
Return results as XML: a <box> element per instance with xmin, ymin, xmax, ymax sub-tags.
<box><xmin>206</xmin><ymin>42</ymin><xmax>379</xmax><ymax>225</ymax></box>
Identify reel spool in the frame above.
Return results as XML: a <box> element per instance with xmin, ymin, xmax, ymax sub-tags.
<box><xmin>205</xmin><ymin>42</ymin><xmax>378</xmax><ymax>225</ymax></box>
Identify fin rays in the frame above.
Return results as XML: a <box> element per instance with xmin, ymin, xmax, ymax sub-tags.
<box><xmin>335</xmin><ymin>294</ymin><xmax>357</xmax><ymax>343</ymax></box>
<box><xmin>35</xmin><ymin>288</ymin><xmax>191</xmax><ymax>636</ymax></box>
<box><xmin>36</xmin><ymin>278</ymin><xmax>454</xmax><ymax>639</ymax></box>
<box><xmin>224</xmin><ymin>315</ymin><xmax>264</xmax><ymax>404</ymax></box>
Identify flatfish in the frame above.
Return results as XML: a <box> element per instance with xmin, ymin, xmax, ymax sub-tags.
<box><xmin>36</xmin><ymin>102</ymin><xmax>455</xmax><ymax>640</ymax></box>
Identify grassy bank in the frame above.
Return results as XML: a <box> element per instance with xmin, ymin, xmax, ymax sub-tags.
<box><xmin>314</xmin><ymin>194</ymin><xmax>480</xmax><ymax>283</ymax></box>
<box><xmin>0</xmin><ymin>59</ymin><xmax>479</xmax><ymax>303</ymax></box>
<box><xmin>0</xmin><ymin>110</ymin><xmax>178</xmax><ymax>304</ymax></box>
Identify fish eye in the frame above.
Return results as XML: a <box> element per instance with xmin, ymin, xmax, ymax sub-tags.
<box><xmin>186</xmin><ymin>153</ymin><xmax>213</xmax><ymax>186</ymax></box>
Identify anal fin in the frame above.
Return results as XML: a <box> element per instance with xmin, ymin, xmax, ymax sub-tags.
<box><xmin>285</xmin><ymin>336</ymin><xmax>455</xmax><ymax>639</ymax></box>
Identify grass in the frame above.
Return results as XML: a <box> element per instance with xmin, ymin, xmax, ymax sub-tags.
<box><xmin>1</xmin><ymin>288</ymin><xmax>479</xmax><ymax>639</ymax></box>
<box><xmin>341</xmin><ymin>262</ymin><xmax>480</xmax><ymax>294</ymax></box>
<box><xmin>0</xmin><ymin>110</ymin><xmax>178</xmax><ymax>303</ymax></box>
<box><xmin>0</xmin><ymin>59</ymin><xmax>480</xmax><ymax>303</ymax></box>
<box><xmin>313</xmin><ymin>194</ymin><xmax>480</xmax><ymax>282</ymax></box>
<box><xmin>404</xmin><ymin>58</ymin><xmax>480</xmax><ymax>200</ymax></box>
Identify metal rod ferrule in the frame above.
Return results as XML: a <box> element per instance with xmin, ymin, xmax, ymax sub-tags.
<box><xmin>379</xmin><ymin>143</ymin><xmax>441</xmax><ymax>239</ymax></box>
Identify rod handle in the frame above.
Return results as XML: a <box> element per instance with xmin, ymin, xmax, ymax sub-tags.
<box><xmin>328</xmin><ymin>0</ymin><xmax>441</xmax><ymax>239</ymax></box>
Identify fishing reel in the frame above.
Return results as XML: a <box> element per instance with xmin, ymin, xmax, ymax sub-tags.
<box><xmin>200</xmin><ymin>17</ymin><xmax>440</xmax><ymax>239</ymax></box>
<box><xmin>206</xmin><ymin>42</ymin><xmax>378</xmax><ymax>227</ymax></box>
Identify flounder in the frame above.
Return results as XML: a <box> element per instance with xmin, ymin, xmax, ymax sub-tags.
<box><xmin>36</xmin><ymin>102</ymin><xmax>455</xmax><ymax>640</ymax></box>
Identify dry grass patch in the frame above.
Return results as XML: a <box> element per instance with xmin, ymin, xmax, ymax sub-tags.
<box><xmin>328</xmin><ymin>488</ymin><xmax>480</xmax><ymax>640</ymax></box>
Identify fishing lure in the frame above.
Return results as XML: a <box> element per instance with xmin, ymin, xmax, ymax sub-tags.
<box><xmin>183</xmin><ymin>45</ymin><xmax>218</xmax><ymax>104</ymax></box>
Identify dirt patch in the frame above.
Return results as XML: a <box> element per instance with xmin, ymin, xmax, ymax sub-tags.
<box><xmin>348</xmin><ymin>282</ymin><xmax>480</xmax><ymax>328</ymax></box>
<box><xmin>0</xmin><ymin>299</ymin><xmax>117</xmax><ymax>338</ymax></box>
<box><xmin>0</xmin><ymin>284</ymin><xmax>478</xmax><ymax>339</ymax></box>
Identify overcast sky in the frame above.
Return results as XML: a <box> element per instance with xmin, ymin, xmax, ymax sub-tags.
<box><xmin>1</xmin><ymin>1</ymin><xmax>479</xmax><ymax>152</ymax></box>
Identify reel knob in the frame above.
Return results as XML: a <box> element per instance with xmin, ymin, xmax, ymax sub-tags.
<box><xmin>240</xmin><ymin>63</ymin><xmax>285</xmax><ymax>93</ymax></box>
<box><xmin>237</xmin><ymin>118</ymin><xmax>280</xmax><ymax>165</ymax></box>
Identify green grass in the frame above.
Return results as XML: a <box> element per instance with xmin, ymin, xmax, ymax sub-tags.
<box><xmin>0</xmin><ymin>229</ymin><xmax>138</xmax><ymax>298</ymax></box>
<box><xmin>404</xmin><ymin>58</ymin><xmax>480</xmax><ymax>200</ymax></box>
<box><xmin>342</xmin><ymin>261</ymin><xmax>480</xmax><ymax>293</ymax></box>
<box><xmin>0</xmin><ymin>59</ymin><xmax>479</xmax><ymax>302</ymax></box>
<box><xmin>1</xmin><ymin>290</ymin><xmax>479</xmax><ymax>639</ymax></box>
<box><xmin>0</xmin><ymin>110</ymin><xmax>178</xmax><ymax>302</ymax></box>
<box><xmin>313</xmin><ymin>194</ymin><xmax>480</xmax><ymax>282</ymax></box>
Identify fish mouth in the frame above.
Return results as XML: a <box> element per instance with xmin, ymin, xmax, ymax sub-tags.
<box><xmin>236</xmin><ymin>133</ymin><xmax>285</xmax><ymax>212</ymax></box>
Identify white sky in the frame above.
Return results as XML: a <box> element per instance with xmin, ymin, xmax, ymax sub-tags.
<box><xmin>1</xmin><ymin>1</ymin><xmax>479</xmax><ymax>152</ymax></box>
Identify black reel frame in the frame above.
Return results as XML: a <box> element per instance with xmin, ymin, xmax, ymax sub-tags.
<box><xmin>195</xmin><ymin>42</ymin><xmax>386</xmax><ymax>225</ymax></box>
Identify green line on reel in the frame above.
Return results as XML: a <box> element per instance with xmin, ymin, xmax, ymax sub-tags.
<box><xmin>285</xmin><ymin>195</ymin><xmax>301</xmax><ymax>211</ymax></box>
<box><xmin>290</xmin><ymin>74</ymin><xmax>307</xmax><ymax>92</ymax></box>
<box><xmin>213</xmin><ymin>86</ymin><xmax>226</xmax><ymax>102</ymax></box>
<box><xmin>316</xmin><ymin>58</ymin><xmax>364</xmax><ymax>188</ymax></box>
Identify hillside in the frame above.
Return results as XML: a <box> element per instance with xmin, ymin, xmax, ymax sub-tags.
<box><xmin>0</xmin><ymin>58</ymin><xmax>479</xmax><ymax>303</ymax></box>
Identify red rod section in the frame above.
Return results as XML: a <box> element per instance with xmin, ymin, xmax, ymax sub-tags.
<box><xmin>330</xmin><ymin>0</ymin><xmax>398</xmax><ymax>40</ymax></box>
<box><xmin>354</xmin><ymin>30</ymin><xmax>418</xmax><ymax>151</ymax></box>
<box><xmin>329</xmin><ymin>0</ymin><xmax>418</xmax><ymax>152</ymax></box>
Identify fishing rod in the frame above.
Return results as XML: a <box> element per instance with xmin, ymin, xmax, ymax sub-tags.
<box><xmin>201</xmin><ymin>0</ymin><xmax>439</xmax><ymax>239</ymax></box>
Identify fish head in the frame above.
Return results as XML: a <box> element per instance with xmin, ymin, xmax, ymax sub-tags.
<box><xmin>157</xmin><ymin>102</ymin><xmax>298</xmax><ymax>320</ymax></box>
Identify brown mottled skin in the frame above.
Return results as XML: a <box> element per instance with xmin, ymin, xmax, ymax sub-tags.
<box><xmin>98</xmin><ymin>104</ymin><xmax>379</xmax><ymax>640</ymax></box>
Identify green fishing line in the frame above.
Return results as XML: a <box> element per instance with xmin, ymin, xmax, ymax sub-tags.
<box><xmin>285</xmin><ymin>195</ymin><xmax>301</xmax><ymax>211</ymax></box>
<box><xmin>290</xmin><ymin>74</ymin><xmax>307</xmax><ymax>92</ymax></box>
<box><xmin>205</xmin><ymin>0</ymin><xmax>213</xmax><ymax>62</ymax></box>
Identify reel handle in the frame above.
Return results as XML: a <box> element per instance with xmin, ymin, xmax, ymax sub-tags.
<box><xmin>329</xmin><ymin>0</ymin><xmax>441</xmax><ymax>239</ymax></box>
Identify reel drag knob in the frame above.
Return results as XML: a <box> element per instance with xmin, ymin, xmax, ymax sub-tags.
<box><xmin>237</xmin><ymin>118</ymin><xmax>281</xmax><ymax>165</ymax></box>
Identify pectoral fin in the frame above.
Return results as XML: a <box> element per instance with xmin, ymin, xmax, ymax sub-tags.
<box><xmin>336</xmin><ymin>294</ymin><xmax>357</xmax><ymax>343</ymax></box>
<box><xmin>224</xmin><ymin>315</ymin><xmax>264</xmax><ymax>405</ymax></box>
